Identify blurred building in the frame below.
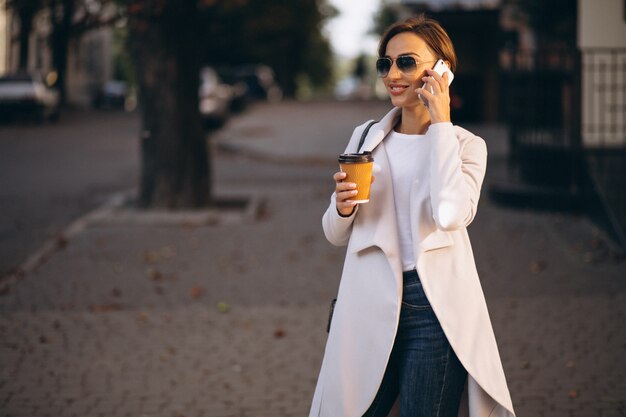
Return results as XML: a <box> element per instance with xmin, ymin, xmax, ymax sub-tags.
<box><xmin>0</xmin><ymin>3</ymin><xmax>7</xmax><ymax>73</ymax></box>
<box><xmin>2</xmin><ymin>5</ymin><xmax>115</xmax><ymax>107</ymax></box>
<box><xmin>386</xmin><ymin>0</ymin><xmax>625</xmax><ymax>247</ymax></box>
<box><xmin>578</xmin><ymin>0</ymin><xmax>626</xmax><ymax>246</ymax></box>
<box><xmin>578</xmin><ymin>0</ymin><xmax>626</xmax><ymax>148</ymax></box>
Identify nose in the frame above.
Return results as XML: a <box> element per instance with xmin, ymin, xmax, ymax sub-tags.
<box><xmin>387</xmin><ymin>61</ymin><xmax>402</xmax><ymax>79</ymax></box>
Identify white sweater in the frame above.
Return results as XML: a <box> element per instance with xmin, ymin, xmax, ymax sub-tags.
<box><xmin>385</xmin><ymin>129</ymin><xmax>432</xmax><ymax>271</ymax></box>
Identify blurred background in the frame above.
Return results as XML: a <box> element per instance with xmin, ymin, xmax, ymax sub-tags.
<box><xmin>1</xmin><ymin>0</ymin><xmax>623</xmax><ymax>246</ymax></box>
<box><xmin>0</xmin><ymin>0</ymin><xmax>625</xmax><ymax>416</ymax></box>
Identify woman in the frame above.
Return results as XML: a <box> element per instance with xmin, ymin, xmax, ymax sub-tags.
<box><xmin>309</xmin><ymin>16</ymin><xmax>515</xmax><ymax>417</ymax></box>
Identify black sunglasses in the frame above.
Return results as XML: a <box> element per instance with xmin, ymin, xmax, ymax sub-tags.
<box><xmin>376</xmin><ymin>55</ymin><xmax>436</xmax><ymax>78</ymax></box>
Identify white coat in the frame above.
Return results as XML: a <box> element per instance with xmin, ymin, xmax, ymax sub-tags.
<box><xmin>309</xmin><ymin>107</ymin><xmax>515</xmax><ymax>417</ymax></box>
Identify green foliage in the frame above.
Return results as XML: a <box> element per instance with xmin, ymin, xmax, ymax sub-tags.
<box><xmin>371</xmin><ymin>3</ymin><xmax>401</xmax><ymax>37</ymax></box>
<box><xmin>197</xmin><ymin>0</ymin><xmax>337</xmax><ymax>95</ymax></box>
<box><xmin>112</xmin><ymin>25</ymin><xmax>135</xmax><ymax>85</ymax></box>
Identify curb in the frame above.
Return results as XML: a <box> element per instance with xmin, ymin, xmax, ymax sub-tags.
<box><xmin>0</xmin><ymin>189</ymin><xmax>264</xmax><ymax>294</ymax></box>
<box><xmin>0</xmin><ymin>190</ymin><xmax>131</xmax><ymax>294</ymax></box>
<box><xmin>88</xmin><ymin>193</ymin><xmax>264</xmax><ymax>227</ymax></box>
<box><xmin>215</xmin><ymin>141</ymin><xmax>337</xmax><ymax>167</ymax></box>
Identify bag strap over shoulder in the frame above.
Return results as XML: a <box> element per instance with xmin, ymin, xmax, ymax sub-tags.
<box><xmin>357</xmin><ymin>120</ymin><xmax>378</xmax><ymax>152</ymax></box>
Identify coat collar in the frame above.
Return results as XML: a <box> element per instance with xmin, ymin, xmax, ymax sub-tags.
<box><xmin>360</xmin><ymin>107</ymin><xmax>401</xmax><ymax>153</ymax></box>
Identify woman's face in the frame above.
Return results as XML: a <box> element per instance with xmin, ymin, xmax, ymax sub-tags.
<box><xmin>381</xmin><ymin>32</ymin><xmax>437</xmax><ymax>110</ymax></box>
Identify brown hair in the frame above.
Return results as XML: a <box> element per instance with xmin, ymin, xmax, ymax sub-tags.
<box><xmin>378</xmin><ymin>15</ymin><xmax>457</xmax><ymax>73</ymax></box>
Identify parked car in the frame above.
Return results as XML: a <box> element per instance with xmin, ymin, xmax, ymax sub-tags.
<box><xmin>199</xmin><ymin>66</ymin><xmax>233</xmax><ymax>128</ymax></box>
<box><xmin>233</xmin><ymin>65</ymin><xmax>283</xmax><ymax>102</ymax></box>
<box><xmin>214</xmin><ymin>67</ymin><xmax>249</xmax><ymax>113</ymax></box>
<box><xmin>0</xmin><ymin>72</ymin><xmax>60</xmax><ymax>123</ymax></box>
<box><xmin>92</xmin><ymin>80</ymin><xmax>130</xmax><ymax>110</ymax></box>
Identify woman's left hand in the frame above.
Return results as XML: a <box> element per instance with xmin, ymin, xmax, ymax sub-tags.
<box><xmin>415</xmin><ymin>69</ymin><xmax>451</xmax><ymax>124</ymax></box>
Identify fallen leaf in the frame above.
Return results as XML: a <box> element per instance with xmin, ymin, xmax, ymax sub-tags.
<box><xmin>137</xmin><ymin>313</ymin><xmax>148</xmax><ymax>324</ymax></box>
<box><xmin>146</xmin><ymin>267</ymin><xmax>163</xmax><ymax>281</ymax></box>
<box><xmin>190</xmin><ymin>286</ymin><xmax>205</xmax><ymax>299</ymax></box>
<box><xmin>56</xmin><ymin>234</ymin><xmax>68</xmax><ymax>249</ymax></box>
<box><xmin>530</xmin><ymin>260</ymin><xmax>547</xmax><ymax>274</ymax></box>
<box><xmin>90</xmin><ymin>303</ymin><xmax>123</xmax><ymax>313</ymax></box>
<box><xmin>568</xmin><ymin>389</ymin><xmax>578</xmax><ymax>399</ymax></box>
<box><xmin>217</xmin><ymin>302</ymin><xmax>231</xmax><ymax>313</ymax></box>
<box><xmin>274</xmin><ymin>328</ymin><xmax>286</xmax><ymax>339</ymax></box>
<box><xmin>141</xmin><ymin>250</ymin><xmax>160</xmax><ymax>264</ymax></box>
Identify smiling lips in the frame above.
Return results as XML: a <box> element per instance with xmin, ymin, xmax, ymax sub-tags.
<box><xmin>388</xmin><ymin>83</ymin><xmax>411</xmax><ymax>96</ymax></box>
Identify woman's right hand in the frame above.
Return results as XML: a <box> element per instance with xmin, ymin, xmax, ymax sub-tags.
<box><xmin>334</xmin><ymin>171</ymin><xmax>359</xmax><ymax>217</ymax></box>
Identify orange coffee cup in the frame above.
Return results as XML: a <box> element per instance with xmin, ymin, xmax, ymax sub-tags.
<box><xmin>338</xmin><ymin>152</ymin><xmax>374</xmax><ymax>203</ymax></box>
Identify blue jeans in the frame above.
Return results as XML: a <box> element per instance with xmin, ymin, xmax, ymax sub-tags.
<box><xmin>362</xmin><ymin>269</ymin><xmax>467</xmax><ymax>417</ymax></box>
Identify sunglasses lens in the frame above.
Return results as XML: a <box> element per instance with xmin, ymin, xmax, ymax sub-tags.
<box><xmin>376</xmin><ymin>58</ymin><xmax>391</xmax><ymax>77</ymax></box>
<box><xmin>396</xmin><ymin>56</ymin><xmax>417</xmax><ymax>73</ymax></box>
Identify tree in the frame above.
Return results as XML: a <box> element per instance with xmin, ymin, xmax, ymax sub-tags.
<box><xmin>47</xmin><ymin>0</ymin><xmax>120</xmax><ymax>104</ymax></box>
<box><xmin>123</xmin><ymin>0</ymin><xmax>336</xmax><ymax>208</ymax></box>
<box><xmin>198</xmin><ymin>0</ymin><xmax>337</xmax><ymax>96</ymax></box>
<box><xmin>5</xmin><ymin>0</ymin><xmax>44</xmax><ymax>70</ymax></box>
<box><xmin>371</xmin><ymin>2</ymin><xmax>402</xmax><ymax>37</ymax></box>
<box><xmin>126</xmin><ymin>1</ymin><xmax>209</xmax><ymax>208</ymax></box>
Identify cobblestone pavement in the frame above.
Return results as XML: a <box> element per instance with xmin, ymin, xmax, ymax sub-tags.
<box><xmin>1</xmin><ymin>101</ymin><xmax>625</xmax><ymax>417</ymax></box>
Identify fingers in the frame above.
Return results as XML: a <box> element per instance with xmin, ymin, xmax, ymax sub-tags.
<box><xmin>426</xmin><ymin>68</ymin><xmax>447</xmax><ymax>84</ymax></box>
<box><xmin>333</xmin><ymin>171</ymin><xmax>346</xmax><ymax>182</ymax></box>
<box><xmin>421</xmin><ymin>75</ymin><xmax>443</xmax><ymax>95</ymax></box>
<box><xmin>415</xmin><ymin>86</ymin><xmax>435</xmax><ymax>102</ymax></box>
<box><xmin>336</xmin><ymin>184</ymin><xmax>358</xmax><ymax>213</ymax></box>
<box><xmin>424</xmin><ymin>69</ymin><xmax>448</xmax><ymax>93</ymax></box>
<box><xmin>336</xmin><ymin>182</ymin><xmax>358</xmax><ymax>200</ymax></box>
<box><xmin>334</xmin><ymin>171</ymin><xmax>358</xmax><ymax>215</ymax></box>
<box><xmin>334</xmin><ymin>171</ymin><xmax>357</xmax><ymax>200</ymax></box>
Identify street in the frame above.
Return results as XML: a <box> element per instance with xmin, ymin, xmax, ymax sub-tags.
<box><xmin>0</xmin><ymin>111</ymin><xmax>140</xmax><ymax>278</ymax></box>
<box><xmin>0</xmin><ymin>100</ymin><xmax>625</xmax><ymax>416</ymax></box>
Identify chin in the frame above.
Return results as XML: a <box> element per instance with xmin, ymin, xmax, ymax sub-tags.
<box><xmin>388</xmin><ymin>93</ymin><xmax>407</xmax><ymax>107</ymax></box>
<box><xmin>389</xmin><ymin>95</ymin><xmax>420</xmax><ymax>110</ymax></box>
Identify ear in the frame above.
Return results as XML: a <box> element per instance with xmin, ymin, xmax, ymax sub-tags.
<box><xmin>444</xmin><ymin>60</ymin><xmax>451</xmax><ymax>70</ymax></box>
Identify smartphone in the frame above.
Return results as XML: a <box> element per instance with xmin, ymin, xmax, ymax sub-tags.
<box><xmin>418</xmin><ymin>59</ymin><xmax>454</xmax><ymax>104</ymax></box>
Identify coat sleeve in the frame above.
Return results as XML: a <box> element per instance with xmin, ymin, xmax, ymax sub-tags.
<box><xmin>321</xmin><ymin>121</ymin><xmax>372</xmax><ymax>246</ymax></box>
<box><xmin>427</xmin><ymin>122</ymin><xmax>487</xmax><ymax>231</ymax></box>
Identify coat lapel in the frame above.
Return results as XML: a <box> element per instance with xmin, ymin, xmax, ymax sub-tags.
<box><xmin>348</xmin><ymin>108</ymin><xmax>403</xmax><ymax>278</ymax></box>
<box><xmin>359</xmin><ymin>107</ymin><xmax>401</xmax><ymax>153</ymax></box>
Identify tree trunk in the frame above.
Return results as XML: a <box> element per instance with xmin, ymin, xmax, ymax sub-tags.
<box><xmin>49</xmin><ymin>0</ymin><xmax>73</xmax><ymax>104</ymax></box>
<box><xmin>128</xmin><ymin>5</ymin><xmax>210</xmax><ymax>209</ymax></box>
<box><xmin>17</xmin><ymin>4</ymin><xmax>36</xmax><ymax>70</ymax></box>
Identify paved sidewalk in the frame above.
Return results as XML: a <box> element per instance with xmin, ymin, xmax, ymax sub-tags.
<box><xmin>1</xmin><ymin>100</ymin><xmax>625</xmax><ymax>417</ymax></box>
